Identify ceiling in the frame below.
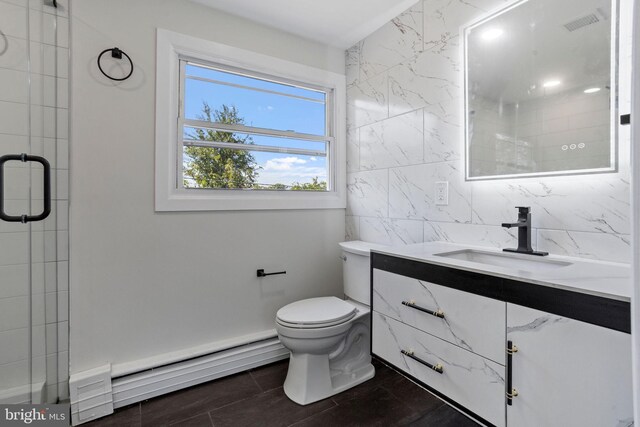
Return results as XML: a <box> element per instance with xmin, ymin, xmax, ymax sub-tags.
<box><xmin>190</xmin><ymin>0</ymin><xmax>420</xmax><ymax>49</ymax></box>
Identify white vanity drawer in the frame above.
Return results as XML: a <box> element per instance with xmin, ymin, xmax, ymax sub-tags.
<box><xmin>372</xmin><ymin>312</ymin><xmax>505</xmax><ymax>427</ymax></box>
<box><xmin>373</xmin><ymin>269</ymin><xmax>505</xmax><ymax>364</ymax></box>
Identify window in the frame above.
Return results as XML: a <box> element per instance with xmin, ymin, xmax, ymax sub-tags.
<box><xmin>180</xmin><ymin>61</ymin><xmax>332</xmax><ymax>192</ymax></box>
<box><xmin>155</xmin><ymin>29</ymin><xmax>346</xmax><ymax>211</ymax></box>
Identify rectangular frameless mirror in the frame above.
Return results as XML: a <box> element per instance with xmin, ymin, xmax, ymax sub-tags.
<box><xmin>464</xmin><ymin>0</ymin><xmax>618</xmax><ymax>180</ymax></box>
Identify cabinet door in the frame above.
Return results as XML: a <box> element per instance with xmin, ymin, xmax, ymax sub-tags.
<box><xmin>373</xmin><ymin>269</ymin><xmax>506</xmax><ymax>363</ymax></box>
<box><xmin>506</xmin><ymin>303</ymin><xmax>632</xmax><ymax>427</ymax></box>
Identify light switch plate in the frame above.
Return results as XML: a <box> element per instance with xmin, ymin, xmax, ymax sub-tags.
<box><xmin>435</xmin><ymin>181</ymin><xmax>449</xmax><ymax>206</ymax></box>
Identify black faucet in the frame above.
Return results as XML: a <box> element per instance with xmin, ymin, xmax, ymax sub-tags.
<box><xmin>501</xmin><ymin>207</ymin><xmax>548</xmax><ymax>256</ymax></box>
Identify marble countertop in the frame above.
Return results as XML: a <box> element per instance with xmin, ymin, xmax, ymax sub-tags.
<box><xmin>372</xmin><ymin>241</ymin><xmax>631</xmax><ymax>302</ymax></box>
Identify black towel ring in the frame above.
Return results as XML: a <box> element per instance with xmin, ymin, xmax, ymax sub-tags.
<box><xmin>97</xmin><ymin>47</ymin><xmax>133</xmax><ymax>81</ymax></box>
<box><xmin>0</xmin><ymin>30</ymin><xmax>8</xmax><ymax>57</ymax></box>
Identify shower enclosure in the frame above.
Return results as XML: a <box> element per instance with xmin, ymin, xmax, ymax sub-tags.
<box><xmin>0</xmin><ymin>0</ymin><xmax>69</xmax><ymax>404</ymax></box>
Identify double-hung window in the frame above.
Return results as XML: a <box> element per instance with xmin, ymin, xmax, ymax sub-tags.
<box><xmin>179</xmin><ymin>60</ymin><xmax>332</xmax><ymax>191</ymax></box>
<box><xmin>155</xmin><ymin>30</ymin><xmax>346</xmax><ymax>211</ymax></box>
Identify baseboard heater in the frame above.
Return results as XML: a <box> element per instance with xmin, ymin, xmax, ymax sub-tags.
<box><xmin>70</xmin><ymin>336</ymin><xmax>288</xmax><ymax>425</ymax></box>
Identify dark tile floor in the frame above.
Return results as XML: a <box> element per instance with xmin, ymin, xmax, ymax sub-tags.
<box><xmin>85</xmin><ymin>359</ymin><xmax>479</xmax><ymax>427</ymax></box>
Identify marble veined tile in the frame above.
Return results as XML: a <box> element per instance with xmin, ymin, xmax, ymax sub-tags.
<box><xmin>359</xmin><ymin>217</ymin><xmax>423</xmax><ymax>245</ymax></box>
<box><xmin>424</xmin><ymin>222</ymin><xmax>523</xmax><ymax>250</ymax></box>
<box><xmin>360</xmin><ymin>109</ymin><xmax>423</xmax><ymax>170</ymax></box>
<box><xmin>423</xmin><ymin>0</ymin><xmax>510</xmax><ymax>52</ymax></box>
<box><xmin>346</xmin><ymin>126</ymin><xmax>360</xmax><ymax>173</ymax></box>
<box><xmin>424</xmin><ymin>108</ymin><xmax>462</xmax><ymax>163</ymax></box>
<box><xmin>389</xmin><ymin>161</ymin><xmax>471</xmax><ymax>223</ymax></box>
<box><xmin>347</xmin><ymin>73</ymin><xmax>388</xmax><ymax>128</ymax></box>
<box><xmin>345</xmin><ymin>43</ymin><xmax>361</xmax><ymax>88</ymax></box>
<box><xmin>537</xmin><ymin>229</ymin><xmax>630</xmax><ymax>263</ymax></box>
<box><xmin>359</xmin><ymin>2</ymin><xmax>423</xmax><ymax>81</ymax></box>
<box><xmin>347</xmin><ymin>169</ymin><xmax>388</xmax><ymax>218</ymax></box>
<box><xmin>345</xmin><ymin>216</ymin><xmax>360</xmax><ymax>241</ymax></box>
<box><xmin>471</xmin><ymin>173</ymin><xmax>630</xmax><ymax>235</ymax></box>
<box><xmin>388</xmin><ymin>42</ymin><xmax>461</xmax><ymax>118</ymax></box>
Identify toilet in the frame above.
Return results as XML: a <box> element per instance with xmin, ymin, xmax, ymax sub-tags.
<box><xmin>276</xmin><ymin>241</ymin><xmax>383</xmax><ymax>405</ymax></box>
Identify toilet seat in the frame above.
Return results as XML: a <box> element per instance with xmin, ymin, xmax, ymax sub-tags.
<box><xmin>276</xmin><ymin>297</ymin><xmax>357</xmax><ymax>329</ymax></box>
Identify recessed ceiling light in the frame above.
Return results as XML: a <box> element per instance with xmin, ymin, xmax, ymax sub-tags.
<box><xmin>481</xmin><ymin>28</ymin><xmax>504</xmax><ymax>41</ymax></box>
<box><xmin>543</xmin><ymin>80</ymin><xmax>561</xmax><ymax>88</ymax></box>
<box><xmin>584</xmin><ymin>87</ymin><xmax>601</xmax><ymax>94</ymax></box>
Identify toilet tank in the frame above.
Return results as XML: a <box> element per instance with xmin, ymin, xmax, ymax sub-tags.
<box><xmin>339</xmin><ymin>241</ymin><xmax>387</xmax><ymax>306</ymax></box>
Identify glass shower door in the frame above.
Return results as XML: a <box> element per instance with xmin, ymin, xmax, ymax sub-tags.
<box><xmin>0</xmin><ymin>0</ymin><xmax>67</xmax><ymax>405</ymax></box>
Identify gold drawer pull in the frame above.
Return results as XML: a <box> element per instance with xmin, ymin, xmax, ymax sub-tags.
<box><xmin>401</xmin><ymin>349</ymin><xmax>444</xmax><ymax>374</ymax></box>
<box><xmin>402</xmin><ymin>300</ymin><xmax>445</xmax><ymax>319</ymax></box>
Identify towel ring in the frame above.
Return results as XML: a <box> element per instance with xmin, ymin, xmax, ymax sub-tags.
<box><xmin>0</xmin><ymin>30</ymin><xmax>8</xmax><ymax>57</ymax></box>
<box><xmin>97</xmin><ymin>47</ymin><xmax>133</xmax><ymax>81</ymax></box>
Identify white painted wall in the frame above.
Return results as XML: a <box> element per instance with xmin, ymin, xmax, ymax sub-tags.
<box><xmin>69</xmin><ymin>0</ymin><xmax>345</xmax><ymax>375</ymax></box>
<box><xmin>346</xmin><ymin>0</ymin><xmax>633</xmax><ymax>264</ymax></box>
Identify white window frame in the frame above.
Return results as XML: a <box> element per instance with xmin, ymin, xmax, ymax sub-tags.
<box><xmin>155</xmin><ymin>29</ymin><xmax>346</xmax><ymax>211</ymax></box>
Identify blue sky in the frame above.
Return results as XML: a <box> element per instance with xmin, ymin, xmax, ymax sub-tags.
<box><xmin>184</xmin><ymin>64</ymin><xmax>328</xmax><ymax>186</ymax></box>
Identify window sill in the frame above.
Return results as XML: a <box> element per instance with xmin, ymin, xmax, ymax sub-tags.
<box><xmin>156</xmin><ymin>188</ymin><xmax>346</xmax><ymax>211</ymax></box>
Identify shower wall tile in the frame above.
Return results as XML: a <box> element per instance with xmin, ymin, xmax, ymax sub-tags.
<box><xmin>0</xmin><ymin>360</ymin><xmax>29</xmax><ymax>390</ymax></box>
<box><xmin>359</xmin><ymin>2</ymin><xmax>423</xmax><ymax>81</ymax></box>
<box><xmin>29</xmin><ymin>10</ymin><xmax>69</xmax><ymax>48</ymax></box>
<box><xmin>0</xmin><ymin>296</ymin><xmax>28</xmax><ymax>331</ymax></box>
<box><xmin>0</xmin><ymin>68</ymin><xmax>28</xmax><ymax>103</ymax></box>
<box><xmin>345</xmin><ymin>0</ymin><xmax>632</xmax><ymax>264</ymax></box>
<box><xmin>359</xmin><ymin>109</ymin><xmax>423</xmax><ymax>170</ymax></box>
<box><xmin>0</xmin><ymin>36</ymin><xmax>28</xmax><ymax>71</ymax></box>
<box><xmin>0</xmin><ymin>2</ymin><xmax>69</xmax><ymax>402</ymax></box>
<box><xmin>0</xmin><ymin>264</ymin><xmax>29</xmax><ymax>299</ymax></box>
<box><xmin>0</xmin><ymin>101</ymin><xmax>28</xmax><ymax>135</ymax></box>
<box><xmin>0</xmin><ymin>329</ymin><xmax>29</xmax><ymax>365</ymax></box>
<box><xmin>0</xmin><ymin>1</ymin><xmax>27</xmax><ymax>39</ymax></box>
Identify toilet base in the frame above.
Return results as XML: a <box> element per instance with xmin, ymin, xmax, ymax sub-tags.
<box><xmin>283</xmin><ymin>352</ymin><xmax>375</xmax><ymax>405</ymax></box>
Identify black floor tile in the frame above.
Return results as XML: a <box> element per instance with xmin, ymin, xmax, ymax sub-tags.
<box><xmin>84</xmin><ymin>357</ymin><xmax>472</xmax><ymax>427</ymax></box>
<box><xmin>406</xmin><ymin>403</ymin><xmax>481</xmax><ymax>427</ymax></box>
<box><xmin>381</xmin><ymin>375</ymin><xmax>444</xmax><ymax>416</ymax></box>
<box><xmin>168</xmin><ymin>413</ymin><xmax>213</xmax><ymax>427</ymax></box>
<box><xmin>292</xmin><ymin>387</ymin><xmax>418</xmax><ymax>427</ymax></box>
<box><xmin>140</xmin><ymin>372</ymin><xmax>261</xmax><ymax>426</ymax></box>
<box><xmin>209</xmin><ymin>386</ymin><xmax>335</xmax><ymax>427</ymax></box>
<box><xmin>84</xmin><ymin>403</ymin><xmax>141</xmax><ymax>427</ymax></box>
<box><xmin>249</xmin><ymin>359</ymin><xmax>289</xmax><ymax>392</ymax></box>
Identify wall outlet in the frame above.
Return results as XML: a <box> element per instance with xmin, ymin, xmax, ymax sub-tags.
<box><xmin>435</xmin><ymin>181</ymin><xmax>449</xmax><ymax>206</ymax></box>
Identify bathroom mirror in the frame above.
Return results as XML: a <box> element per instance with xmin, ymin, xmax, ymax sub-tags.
<box><xmin>464</xmin><ymin>0</ymin><xmax>617</xmax><ymax>180</ymax></box>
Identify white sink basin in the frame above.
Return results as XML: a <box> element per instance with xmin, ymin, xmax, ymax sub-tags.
<box><xmin>434</xmin><ymin>249</ymin><xmax>572</xmax><ymax>271</ymax></box>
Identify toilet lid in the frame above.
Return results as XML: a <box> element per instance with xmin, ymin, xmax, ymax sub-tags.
<box><xmin>276</xmin><ymin>297</ymin><xmax>357</xmax><ymax>328</ymax></box>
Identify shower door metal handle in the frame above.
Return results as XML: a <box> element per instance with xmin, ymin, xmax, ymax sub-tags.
<box><xmin>0</xmin><ymin>154</ymin><xmax>51</xmax><ymax>223</ymax></box>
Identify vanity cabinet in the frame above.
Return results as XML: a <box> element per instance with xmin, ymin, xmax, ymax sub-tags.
<box><xmin>370</xmin><ymin>252</ymin><xmax>632</xmax><ymax>427</ymax></box>
<box><xmin>506</xmin><ymin>303</ymin><xmax>633</xmax><ymax>427</ymax></box>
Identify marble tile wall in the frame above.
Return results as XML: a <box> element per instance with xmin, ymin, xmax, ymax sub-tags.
<box><xmin>345</xmin><ymin>0</ymin><xmax>633</xmax><ymax>263</ymax></box>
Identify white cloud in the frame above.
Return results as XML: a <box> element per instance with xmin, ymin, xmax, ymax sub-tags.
<box><xmin>257</xmin><ymin>156</ymin><xmax>326</xmax><ymax>185</ymax></box>
<box><xmin>310</xmin><ymin>157</ymin><xmax>317</xmax><ymax>161</ymax></box>
<box><xmin>264</xmin><ymin>156</ymin><xmax>307</xmax><ymax>171</ymax></box>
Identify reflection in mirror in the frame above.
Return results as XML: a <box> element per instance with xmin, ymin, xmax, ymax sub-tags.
<box><xmin>464</xmin><ymin>0</ymin><xmax>617</xmax><ymax>180</ymax></box>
